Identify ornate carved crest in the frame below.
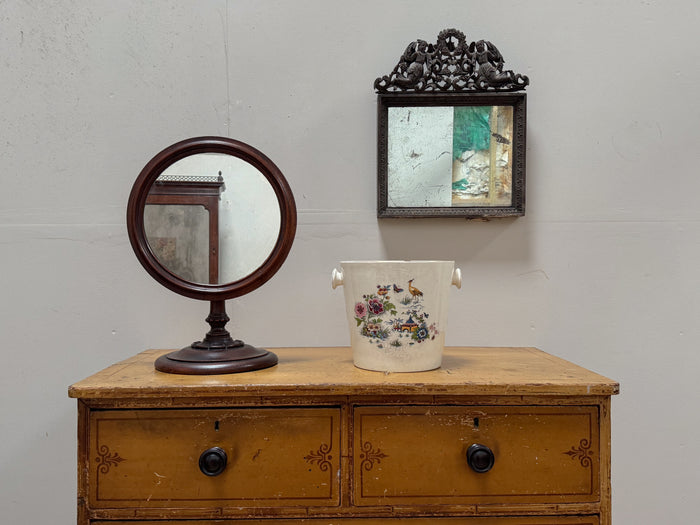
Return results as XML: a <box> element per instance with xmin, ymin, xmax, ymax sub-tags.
<box><xmin>374</xmin><ymin>29</ymin><xmax>529</xmax><ymax>93</ymax></box>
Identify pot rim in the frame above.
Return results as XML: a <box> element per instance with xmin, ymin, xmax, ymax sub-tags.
<box><xmin>340</xmin><ymin>260</ymin><xmax>454</xmax><ymax>264</ymax></box>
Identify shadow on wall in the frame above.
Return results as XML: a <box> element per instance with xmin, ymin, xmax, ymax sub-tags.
<box><xmin>377</xmin><ymin>216</ymin><xmax>532</xmax><ymax>265</ymax></box>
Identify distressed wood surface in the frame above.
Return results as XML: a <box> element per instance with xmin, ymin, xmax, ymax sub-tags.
<box><xmin>73</xmin><ymin>347</ymin><xmax>616</xmax><ymax>524</ymax></box>
<box><xmin>354</xmin><ymin>405</ymin><xmax>599</xmax><ymax>506</ymax></box>
<box><xmin>95</xmin><ymin>517</ymin><xmax>599</xmax><ymax>524</ymax></box>
<box><xmin>89</xmin><ymin>408</ymin><xmax>340</xmax><ymax>508</ymax></box>
<box><xmin>68</xmin><ymin>346</ymin><xmax>618</xmax><ymax>399</ymax></box>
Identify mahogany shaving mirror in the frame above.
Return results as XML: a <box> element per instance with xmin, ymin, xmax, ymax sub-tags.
<box><xmin>127</xmin><ymin>137</ymin><xmax>296</xmax><ymax>374</ymax></box>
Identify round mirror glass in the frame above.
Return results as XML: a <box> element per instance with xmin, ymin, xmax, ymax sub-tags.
<box><xmin>143</xmin><ymin>153</ymin><xmax>282</xmax><ymax>285</ymax></box>
<box><xmin>127</xmin><ymin>136</ymin><xmax>296</xmax><ymax>302</ymax></box>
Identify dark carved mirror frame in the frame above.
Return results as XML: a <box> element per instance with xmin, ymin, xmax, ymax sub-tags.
<box><xmin>375</xmin><ymin>29</ymin><xmax>529</xmax><ymax>218</ymax></box>
<box><xmin>127</xmin><ymin>136</ymin><xmax>297</xmax><ymax>375</ymax></box>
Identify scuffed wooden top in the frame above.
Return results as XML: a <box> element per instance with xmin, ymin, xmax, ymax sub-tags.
<box><xmin>68</xmin><ymin>347</ymin><xmax>619</xmax><ymax>399</ymax></box>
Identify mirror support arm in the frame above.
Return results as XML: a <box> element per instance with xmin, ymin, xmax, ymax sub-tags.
<box><xmin>193</xmin><ymin>300</ymin><xmax>240</xmax><ymax>350</ymax></box>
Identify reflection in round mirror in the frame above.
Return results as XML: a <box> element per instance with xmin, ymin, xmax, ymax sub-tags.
<box><xmin>144</xmin><ymin>153</ymin><xmax>282</xmax><ymax>285</ymax></box>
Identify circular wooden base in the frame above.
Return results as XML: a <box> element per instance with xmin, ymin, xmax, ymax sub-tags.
<box><xmin>154</xmin><ymin>344</ymin><xmax>278</xmax><ymax>375</ymax></box>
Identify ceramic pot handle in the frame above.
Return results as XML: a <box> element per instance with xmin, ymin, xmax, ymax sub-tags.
<box><xmin>331</xmin><ymin>268</ymin><xmax>344</xmax><ymax>289</ymax></box>
<box><xmin>452</xmin><ymin>268</ymin><xmax>462</xmax><ymax>289</ymax></box>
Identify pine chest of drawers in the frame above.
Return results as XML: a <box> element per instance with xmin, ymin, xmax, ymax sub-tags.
<box><xmin>69</xmin><ymin>347</ymin><xmax>618</xmax><ymax>525</ymax></box>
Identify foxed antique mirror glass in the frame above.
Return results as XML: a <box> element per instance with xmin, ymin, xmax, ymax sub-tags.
<box><xmin>127</xmin><ymin>137</ymin><xmax>296</xmax><ymax>374</ymax></box>
<box><xmin>375</xmin><ymin>29</ymin><xmax>529</xmax><ymax>218</ymax></box>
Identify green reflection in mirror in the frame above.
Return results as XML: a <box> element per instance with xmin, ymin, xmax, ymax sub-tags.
<box><xmin>387</xmin><ymin>105</ymin><xmax>513</xmax><ymax>208</ymax></box>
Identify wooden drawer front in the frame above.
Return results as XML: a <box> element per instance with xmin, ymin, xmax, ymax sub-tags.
<box><xmin>89</xmin><ymin>408</ymin><xmax>340</xmax><ymax>508</ymax></box>
<box><xmin>95</xmin><ymin>517</ymin><xmax>600</xmax><ymax>524</ymax></box>
<box><xmin>354</xmin><ymin>406</ymin><xmax>599</xmax><ymax>506</ymax></box>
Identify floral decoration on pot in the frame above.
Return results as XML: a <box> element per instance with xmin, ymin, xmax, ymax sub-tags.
<box><xmin>353</xmin><ymin>280</ymin><xmax>438</xmax><ymax>350</ymax></box>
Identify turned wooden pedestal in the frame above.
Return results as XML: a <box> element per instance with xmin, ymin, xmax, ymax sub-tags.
<box><xmin>69</xmin><ymin>347</ymin><xmax>618</xmax><ymax>524</ymax></box>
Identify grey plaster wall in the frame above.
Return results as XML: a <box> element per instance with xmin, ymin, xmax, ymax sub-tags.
<box><xmin>1</xmin><ymin>1</ymin><xmax>699</xmax><ymax>522</ymax></box>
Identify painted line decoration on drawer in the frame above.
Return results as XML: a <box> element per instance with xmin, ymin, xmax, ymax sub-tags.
<box><xmin>95</xmin><ymin>445</ymin><xmax>126</xmax><ymax>475</ymax></box>
<box><xmin>564</xmin><ymin>438</ymin><xmax>593</xmax><ymax>467</ymax></box>
<box><xmin>360</xmin><ymin>441</ymin><xmax>389</xmax><ymax>471</ymax></box>
<box><xmin>304</xmin><ymin>443</ymin><xmax>333</xmax><ymax>472</ymax></box>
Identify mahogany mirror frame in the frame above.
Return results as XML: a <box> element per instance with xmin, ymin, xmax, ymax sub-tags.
<box><xmin>126</xmin><ymin>136</ymin><xmax>297</xmax><ymax>375</ymax></box>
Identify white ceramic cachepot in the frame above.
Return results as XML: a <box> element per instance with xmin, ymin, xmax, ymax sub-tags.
<box><xmin>332</xmin><ymin>261</ymin><xmax>461</xmax><ymax>372</ymax></box>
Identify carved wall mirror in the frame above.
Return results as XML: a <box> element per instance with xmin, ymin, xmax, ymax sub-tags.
<box><xmin>375</xmin><ymin>29</ymin><xmax>529</xmax><ymax>218</ymax></box>
<box><xmin>127</xmin><ymin>137</ymin><xmax>296</xmax><ymax>374</ymax></box>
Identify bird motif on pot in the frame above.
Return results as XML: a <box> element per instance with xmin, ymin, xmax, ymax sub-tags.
<box><xmin>408</xmin><ymin>279</ymin><xmax>423</xmax><ymax>301</ymax></box>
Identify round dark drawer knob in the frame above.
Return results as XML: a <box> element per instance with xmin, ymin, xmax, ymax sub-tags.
<box><xmin>467</xmin><ymin>443</ymin><xmax>494</xmax><ymax>473</ymax></box>
<box><xmin>199</xmin><ymin>447</ymin><xmax>227</xmax><ymax>476</ymax></box>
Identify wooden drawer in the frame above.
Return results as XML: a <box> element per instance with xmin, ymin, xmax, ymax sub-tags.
<box><xmin>95</xmin><ymin>517</ymin><xmax>600</xmax><ymax>524</ymax></box>
<box><xmin>354</xmin><ymin>406</ymin><xmax>599</xmax><ymax>506</ymax></box>
<box><xmin>89</xmin><ymin>407</ymin><xmax>340</xmax><ymax>508</ymax></box>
